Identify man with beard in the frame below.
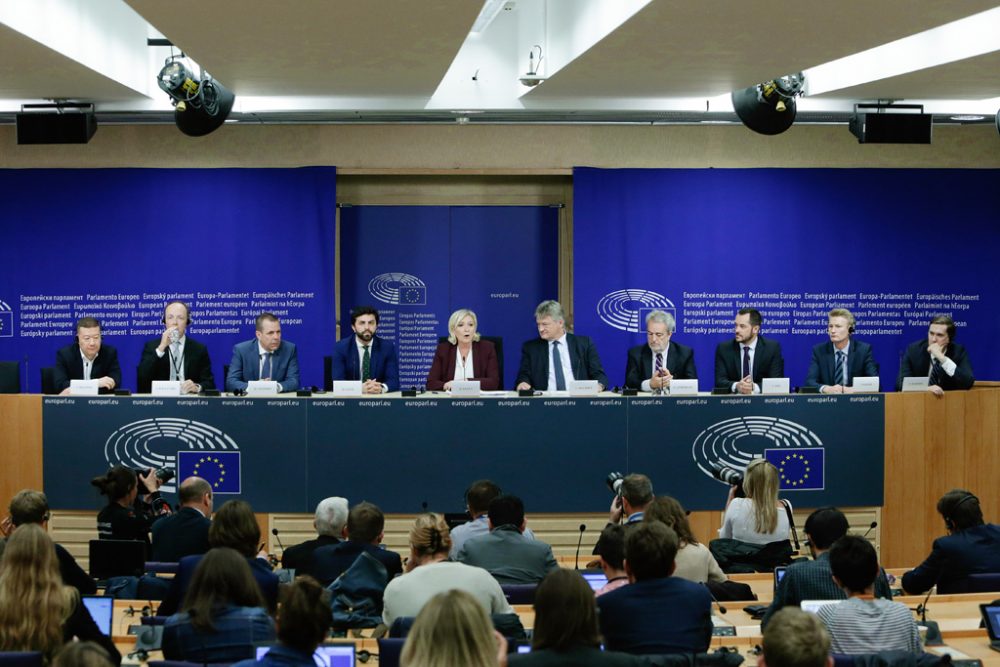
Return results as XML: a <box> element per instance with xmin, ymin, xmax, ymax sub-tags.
<box><xmin>332</xmin><ymin>306</ymin><xmax>399</xmax><ymax>393</ymax></box>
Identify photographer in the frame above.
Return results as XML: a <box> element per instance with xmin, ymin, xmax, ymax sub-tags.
<box><xmin>92</xmin><ymin>465</ymin><xmax>171</xmax><ymax>547</ymax></box>
<box><xmin>608</xmin><ymin>473</ymin><xmax>653</xmax><ymax>525</ymax></box>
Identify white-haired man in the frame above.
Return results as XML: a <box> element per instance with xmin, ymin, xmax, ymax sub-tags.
<box><xmin>280</xmin><ymin>496</ymin><xmax>349</xmax><ymax>577</ymax></box>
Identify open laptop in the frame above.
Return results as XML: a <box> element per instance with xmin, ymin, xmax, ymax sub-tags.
<box><xmin>980</xmin><ymin>603</ymin><xmax>1000</xmax><ymax>653</ymax></box>
<box><xmin>580</xmin><ymin>570</ymin><xmax>608</xmax><ymax>591</ymax></box>
<box><xmin>801</xmin><ymin>599</ymin><xmax>845</xmax><ymax>614</ymax></box>
<box><xmin>255</xmin><ymin>643</ymin><xmax>355</xmax><ymax>667</ymax></box>
<box><xmin>82</xmin><ymin>595</ymin><xmax>114</xmax><ymax>636</ymax></box>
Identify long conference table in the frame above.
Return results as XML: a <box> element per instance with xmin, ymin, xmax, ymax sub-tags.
<box><xmin>2</xmin><ymin>388</ymin><xmax>998</xmax><ymax>568</ymax></box>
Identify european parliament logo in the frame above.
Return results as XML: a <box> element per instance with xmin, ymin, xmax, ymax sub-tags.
<box><xmin>178</xmin><ymin>450</ymin><xmax>242</xmax><ymax>493</ymax></box>
<box><xmin>398</xmin><ymin>286</ymin><xmax>426</xmax><ymax>305</ymax></box>
<box><xmin>368</xmin><ymin>272</ymin><xmax>427</xmax><ymax>305</ymax></box>
<box><xmin>0</xmin><ymin>300</ymin><xmax>12</xmax><ymax>338</ymax></box>
<box><xmin>596</xmin><ymin>289</ymin><xmax>675</xmax><ymax>333</ymax></box>
<box><xmin>765</xmin><ymin>448</ymin><xmax>825</xmax><ymax>491</ymax></box>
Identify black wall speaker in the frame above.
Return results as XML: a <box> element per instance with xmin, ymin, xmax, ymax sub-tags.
<box><xmin>849</xmin><ymin>113</ymin><xmax>932</xmax><ymax>144</ymax></box>
<box><xmin>16</xmin><ymin>112</ymin><xmax>97</xmax><ymax>144</ymax></box>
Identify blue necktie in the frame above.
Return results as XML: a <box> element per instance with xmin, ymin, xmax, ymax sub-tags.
<box><xmin>262</xmin><ymin>352</ymin><xmax>273</xmax><ymax>380</ymax></box>
<box><xmin>552</xmin><ymin>341</ymin><xmax>567</xmax><ymax>391</ymax></box>
<box><xmin>834</xmin><ymin>350</ymin><xmax>845</xmax><ymax>386</ymax></box>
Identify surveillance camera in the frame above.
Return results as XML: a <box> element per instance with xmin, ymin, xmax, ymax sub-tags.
<box><xmin>519</xmin><ymin>75</ymin><xmax>546</xmax><ymax>87</ymax></box>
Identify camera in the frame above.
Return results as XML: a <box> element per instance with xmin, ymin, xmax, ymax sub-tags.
<box><xmin>135</xmin><ymin>467</ymin><xmax>175</xmax><ymax>495</ymax></box>
<box><xmin>711</xmin><ymin>463</ymin><xmax>745</xmax><ymax>498</ymax></box>
<box><xmin>606</xmin><ymin>471</ymin><xmax>625</xmax><ymax>495</ymax></box>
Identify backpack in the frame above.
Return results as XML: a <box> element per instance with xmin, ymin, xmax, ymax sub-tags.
<box><xmin>327</xmin><ymin>550</ymin><xmax>388</xmax><ymax>630</ymax></box>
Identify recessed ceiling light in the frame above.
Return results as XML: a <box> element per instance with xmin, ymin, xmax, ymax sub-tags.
<box><xmin>949</xmin><ymin>115</ymin><xmax>984</xmax><ymax>121</ymax></box>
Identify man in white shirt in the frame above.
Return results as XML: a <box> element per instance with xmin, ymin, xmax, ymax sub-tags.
<box><xmin>137</xmin><ymin>300</ymin><xmax>216</xmax><ymax>394</ymax></box>
<box><xmin>713</xmin><ymin>308</ymin><xmax>784</xmax><ymax>394</ymax></box>
<box><xmin>515</xmin><ymin>300</ymin><xmax>608</xmax><ymax>391</ymax></box>
<box><xmin>624</xmin><ymin>310</ymin><xmax>697</xmax><ymax>392</ymax></box>
<box><xmin>53</xmin><ymin>316</ymin><xmax>122</xmax><ymax>394</ymax></box>
<box><xmin>225</xmin><ymin>312</ymin><xmax>300</xmax><ymax>393</ymax></box>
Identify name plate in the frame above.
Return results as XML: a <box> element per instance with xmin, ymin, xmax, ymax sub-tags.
<box><xmin>69</xmin><ymin>379</ymin><xmax>99</xmax><ymax>396</ymax></box>
<box><xmin>901</xmin><ymin>376</ymin><xmax>930</xmax><ymax>392</ymax></box>
<box><xmin>450</xmin><ymin>381</ymin><xmax>481</xmax><ymax>397</ymax></box>
<box><xmin>568</xmin><ymin>380</ymin><xmax>600</xmax><ymax>397</ymax></box>
<box><xmin>668</xmin><ymin>379</ymin><xmax>698</xmax><ymax>396</ymax></box>
<box><xmin>247</xmin><ymin>380</ymin><xmax>280</xmax><ymax>396</ymax></box>
<box><xmin>332</xmin><ymin>381</ymin><xmax>363</xmax><ymax>397</ymax></box>
<box><xmin>151</xmin><ymin>381</ymin><xmax>182</xmax><ymax>397</ymax></box>
<box><xmin>762</xmin><ymin>378</ymin><xmax>791</xmax><ymax>395</ymax></box>
<box><xmin>851</xmin><ymin>376</ymin><xmax>880</xmax><ymax>393</ymax></box>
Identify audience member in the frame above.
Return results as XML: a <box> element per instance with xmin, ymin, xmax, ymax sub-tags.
<box><xmin>91</xmin><ymin>465</ymin><xmax>168</xmax><ymax>547</ymax></box>
<box><xmin>759</xmin><ymin>608</ymin><xmax>833</xmax><ymax>667</ymax></box>
<box><xmin>594</xmin><ymin>524</ymin><xmax>629</xmax><ymax>597</ymax></box>
<box><xmin>401</xmin><ymin>589</ymin><xmax>505</xmax><ymax>667</ymax></box>
<box><xmin>162</xmin><ymin>547</ymin><xmax>276</xmax><ymax>663</ymax></box>
<box><xmin>52</xmin><ymin>641</ymin><xmax>116</xmax><ymax>667</ymax></box>
<box><xmin>902</xmin><ymin>489</ymin><xmax>1000</xmax><ymax>594</ymax></box>
<box><xmin>592</xmin><ymin>473</ymin><xmax>653</xmax><ymax>558</ymax></box>
<box><xmin>280</xmin><ymin>496</ymin><xmax>349</xmax><ymax>576</ymax></box>
<box><xmin>510</xmin><ymin>569</ymin><xmax>646</xmax><ymax>666</ymax></box>
<box><xmin>382</xmin><ymin>513</ymin><xmax>513</xmax><ymax>626</ymax></box>
<box><xmin>232</xmin><ymin>577</ymin><xmax>332</xmax><ymax>667</ymax></box>
<box><xmin>150</xmin><ymin>476</ymin><xmax>213</xmax><ymax>562</ymax></box>
<box><xmin>719</xmin><ymin>459</ymin><xmax>790</xmax><ymax>544</ymax></box>
<box><xmin>645</xmin><ymin>496</ymin><xmax>726</xmax><ymax>585</ymax></box>
<box><xmin>817</xmin><ymin>536</ymin><xmax>921</xmax><ymax>655</ymax></box>
<box><xmin>456</xmin><ymin>494</ymin><xmax>558</xmax><ymax>584</ymax></box>
<box><xmin>596</xmin><ymin>522</ymin><xmax>712</xmax><ymax>655</ymax></box>
<box><xmin>311</xmin><ymin>501</ymin><xmax>403</xmax><ymax>585</ymax></box>
<box><xmin>0</xmin><ymin>525</ymin><xmax>120</xmax><ymax>664</ymax></box>
<box><xmin>451</xmin><ymin>480</ymin><xmax>536</xmax><ymax>558</ymax></box>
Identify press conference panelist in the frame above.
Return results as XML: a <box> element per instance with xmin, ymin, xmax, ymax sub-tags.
<box><xmin>331</xmin><ymin>305</ymin><xmax>399</xmax><ymax>394</ymax></box>
<box><xmin>515</xmin><ymin>300</ymin><xmax>609</xmax><ymax>392</ymax></box>
<box><xmin>225</xmin><ymin>312</ymin><xmax>300</xmax><ymax>393</ymax></box>
<box><xmin>804</xmin><ymin>308</ymin><xmax>879</xmax><ymax>394</ymax></box>
<box><xmin>137</xmin><ymin>300</ymin><xmax>216</xmax><ymax>394</ymax></box>
<box><xmin>53</xmin><ymin>316</ymin><xmax>122</xmax><ymax>394</ymax></box>
<box><xmin>425</xmin><ymin>308</ymin><xmax>500</xmax><ymax>391</ymax></box>
<box><xmin>714</xmin><ymin>308</ymin><xmax>784</xmax><ymax>394</ymax></box>
<box><xmin>624</xmin><ymin>309</ymin><xmax>697</xmax><ymax>392</ymax></box>
<box><xmin>895</xmin><ymin>314</ymin><xmax>975</xmax><ymax>395</ymax></box>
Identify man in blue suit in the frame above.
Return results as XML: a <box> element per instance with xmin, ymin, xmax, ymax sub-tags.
<box><xmin>515</xmin><ymin>300</ymin><xmax>609</xmax><ymax>391</ymax></box>
<box><xmin>805</xmin><ymin>308</ymin><xmax>878</xmax><ymax>393</ymax></box>
<box><xmin>332</xmin><ymin>306</ymin><xmax>399</xmax><ymax>393</ymax></box>
<box><xmin>226</xmin><ymin>313</ymin><xmax>300</xmax><ymax>393</ymax></box>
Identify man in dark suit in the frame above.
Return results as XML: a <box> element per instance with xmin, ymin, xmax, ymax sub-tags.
<box><xmin>895</xmin><ymin>315</ymin><xmax>975</xmax><ymax>394</ymax></box>
<box><xmin>456</xmin><ymin>495</ymin><xmax>558</xmax><ymax>585</ymax></box>
<box><xmin>53</xmin><ymin>317</ymin><xmax>121</xmax><ymax>394</ymax></box>
<box><xmin>225</xmin><ymin>312</ymin><xmax>300</xmax><ymax>393</ymax></box>
<box><xmin>516</xmin><ymin>300</ymin><xmax>608</xmax><ymax>391</ymax></box>
<box><xmin>311</xmin><ymin>501</ymin><xmax>403</xmax><ymax>587</ymax></box>
<box><xmin>280</xmin><ymin>496</ymin><xmax>348</xmax><ymax>577</ymax></box>
<box><xmin>137</xmin><ymin>300</ymin><xmax>215</xmax><ymax>394</ymax></box>
<box><xmin>902</xmin><ymin>489</ymin><xmax>1000</xmax><ymax>594</ymax></box>
<box><xmin>624</xmin><ymin>310</ymin><xmax>696</xmax><ymax>392</ymax></box>
<box><xmin>332</xmin><ymin>306</ymin><xmax>399</xmax><ymax>393</ymax></box>
<box><xmin>150</xmin><ymin>477</ymin><xmax>212</xmax><ymax>562</ymax></box>
<box><xmin>805</xmin><ymin>308</ymin><xmax>879</xmax><ymax>393</ymax></box>
<box><xmin>714</xmin><ymin>308</ymin><xmax>784</xmax><ymax>394</ymax></box>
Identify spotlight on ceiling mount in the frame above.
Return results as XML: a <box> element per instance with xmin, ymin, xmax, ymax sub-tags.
<box><xmin>731</xmin><ymin>72</ymin><xmax>805</xmax><ymax>135</ymax></box>
<box><xmin>157</xmin><ymin>55</ymin><xmax>234</xmax><ymax>137</ymax></box>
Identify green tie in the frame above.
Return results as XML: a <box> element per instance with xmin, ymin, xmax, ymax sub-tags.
<box><xmin>362</xmin><ymin>345</ymin><xmax>371</xmax><ymax>381</ymax></box>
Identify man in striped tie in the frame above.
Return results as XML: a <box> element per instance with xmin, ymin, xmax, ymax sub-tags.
<box><xmin>804</xmin><ymin>308</ymin><xmax>878</xmax><ymax>394</ymax></box>
<box><xmin>225</xmin><ymin>312</ymin><xmax>300</xmax><ymax>393</ymax></box>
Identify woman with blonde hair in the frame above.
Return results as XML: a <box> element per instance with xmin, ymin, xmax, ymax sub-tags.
<box><xmin>401</xmin><ymin>589</ymin><xmax>505</xmax><ymax>667</ymax></box>
<box><xmin>645</xmin><ymin>497</ymin><xmax>726</xmax><ymax>585</ymax></box>
<box><xmin>382</xmin><ymin>513</ymin><xmax>512</xmax><ymax>626</ymax></box>
<box><xmin>719</xmin><ymin>459</ymin><xmax>791</xmax><ymax>544</ymax></box>
<box><xmin>425</xmin><ymin>309</ymin><xmax>501</xmax><ymax>391</ymax></box>
<box><xmin>0</xmin><ymin>524</ymin><xmax>120</xmax><ymax>664</ymax></box>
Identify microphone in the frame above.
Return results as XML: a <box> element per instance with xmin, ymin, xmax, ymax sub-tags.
<box><xmin>705</xmin><ymin>583</ymin><xmax>727</xmax><ymax>615</ymax></box>
<box><xmin>574</xmin><ymin>524</ymin><xmax>587</xmax><ymax>570</ymax></box>
<box><xmin>915</xmin><ymin>587</ymin><xmax>933</xmax><ymax>624</ymax></box>
<box><xmin>862</xmin><ymin>521</ymin><xmax>878</xmax><ymax>538</ymax></box>
<box><xmin>271</xmin><ymin>528</ymin><xmax>285</xmax><ymax>567</ymax></box>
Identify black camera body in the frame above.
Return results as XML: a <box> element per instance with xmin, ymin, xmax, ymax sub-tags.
<box><xmin>711</xmin><ymin>463</ymin><xmax>746</xmax><ymax>498</ymax></box>
<box><xmin>134</xmin><ymin>467</ymin><xmax>175</xmax><ymax>495</ymax></box>
<box><xmin>606</xmin><ymin>471</ymin><xmax>624</xmax><ymax>495</ymax></box>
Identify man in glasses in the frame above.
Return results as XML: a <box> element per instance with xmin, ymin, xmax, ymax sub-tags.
<box><xmin>624</xmin><ymin>310</ymin><xmax>697</xmax><ymax>393</ymax></box>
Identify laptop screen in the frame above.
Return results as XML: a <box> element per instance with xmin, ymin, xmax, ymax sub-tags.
<box><xmin>774</xmin><ymin>566</ymin><xmax>787</xmax><ymax>591</ymax></box>
<box><xmin>82</xmin><ymin>596</ymin><xmax>113</xmax><ymax>636</ymax></box>
<box><xmin>255</xmin><ymin>644</ymin><xmax>355</xmax><ymax>667</ymax></box>
<box><xmin>801</xmin><ymin>599</ymin><xmax>844</xmax><ymax>614</ymax></box>
<box><xmin>981</xmin><ymin>604</ymin><xmax>1000</xmax><ymax>641</ymax></box>
<box><xmin>581</xmin><ymin>571</ymin><xmax>608</xmax><ymax>591</ymax></box>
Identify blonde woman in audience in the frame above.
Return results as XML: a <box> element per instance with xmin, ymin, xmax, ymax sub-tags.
<box><xmin>646</xmin><ymin>496</ymin><xmax>726</xmax><ymax>584</ymax></box>
<box><xmin>401</xmin><ymin>589</ymin><xmax>506</xmax><ymax>667</ymax></box>
<box><xmin>719</xmin><ymin>459</ymin><xmax>791</xmax><ymax>544</ymax></box>
<box><xmin>382</xmin><ymin>513</ymin><xmax>513</xmax><ymax>626</ymax></box>
<box><xmin>0</xmin><ymin>524</ymin><xmax>121</xmax><ymax>664</ymax></box>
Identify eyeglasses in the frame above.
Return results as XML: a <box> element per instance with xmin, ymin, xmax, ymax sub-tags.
<box><xmin>646</xmin><ymin>331</ymin><xmax>668</xmax><ymax>339</ymax></box>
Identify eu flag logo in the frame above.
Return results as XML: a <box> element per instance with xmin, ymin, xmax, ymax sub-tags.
<box><xmin>177</xmin><ymin>450</ymin><xmax>241</xmax><ymax>493</ymax></box>
<box><xmin>0</xmin><ymin>311</ymin><xmax>12</xmax><ymax>338</ymax></box>
<box><xmin>765</xmin><ymin>448</ymin><xmax>824</xmax><ymax>490</ymax></box>
<box><xmin>398</xmin><ymin>286</ymin><xmax>426</xmax><ymax>305</ymax></box>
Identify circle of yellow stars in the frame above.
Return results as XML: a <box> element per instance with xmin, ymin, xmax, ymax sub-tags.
<box><xmin>193</xmin><ymin>456</ymin><xmax>227</xmax><ymax>489</ymax></box>
<box><xmin>779</xmin><ymin>452</ymin><xmax>811</xmax><ymax>487</ymax></box>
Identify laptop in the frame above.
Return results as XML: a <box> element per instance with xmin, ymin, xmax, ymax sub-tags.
<box><xmin>255</xmin><ymin>644</ymin><xmax>355</xmax><ymax>667</ymax></box>
<box><xmin>801</xmin><ymin>599</ymin><xmax>845</xmax><ymax>614</ymax></box>
<box><xmin>774</xmin><ymin>566</ymin><xmax>787</xmax><ymax>593</ymax></box>
<box><xmin>82</xmin><ymin>595</ymin><xmax>114</xmax><ymax>636</ymax></box>
<box><xmin>980</xmin><ymin>603</ymin><xmax>1000</xmax><ymax>653</ymax></box>
<box><xmin>580</xmin><ymin>570</ymin><xmax>608</xmax><ymax>591</ymax></box>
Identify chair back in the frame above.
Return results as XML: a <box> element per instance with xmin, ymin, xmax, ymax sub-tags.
<box><xmin>435</xmin><ymin>335</ymin><xmax>504</xmax><ymax>389</ymax></box>
<box><xmin>376</xmin><ymin>638</ymin><xmax>405</xmax><ymax>667</ymax></box>
<box><xmin>89</xmin><ymin>539</ymin><xmax>147</xmax><ymax>579</ymax></box>
<box><xmin>40</xmin><ymin>367</ymin><xmax>56</xmax><ymax>395</ymax></box>
<box><xmin>0</xmin><ymin>361</ymin><xmax>20</xmax><ymax>393</ymax></box>
<box><xmin>0</xmin><ymin>653</ymin><xmax>43</xmax><ymax>667</ymax></box>
<box><xmin>950</xmin><ymin>572</ymin><xmax>1000</xmax><ymax>593</ymax></box>
<box><xmin>144</xmin><ymin>561</ymin><xmax>180</xmax><ymax>574</ymax></box>
<box><xmin>501</xmin><ymin>583</ymin><xmax>537</xmax><ymax>604</ymax></box>
<box><xmin>324</xmin><ymin>355</ymin><xmax>332</xmax><ymax>391</ymax></box>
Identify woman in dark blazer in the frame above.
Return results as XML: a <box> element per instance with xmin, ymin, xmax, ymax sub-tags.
<box><xmin>426</xmin><ymin>309</ymin><xmax>500</xmax><ymax>391</ymax></box>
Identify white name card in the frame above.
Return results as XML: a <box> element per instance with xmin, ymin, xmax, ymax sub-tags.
<box><xmin>69</xmin><ymin>379</ymin><xmax>99</xmax><ymax>396</ymax></box>
<box><xmin>247</xmin><ymin>380</ymin><xmax>280</xmax><ymax>396</ymax></box>
<box><xmin>568</xmin><ymin>380</ymin><xmax>600</xmax><ymax>397</ymax></box>
<box><xmin>332</xmin><ymin>381</ymin><xmax>363</xmax><ymax>397</ymax></box>
<box><xmin>668</xmin><ymin>379</ymin><xmax>698</xmax><ymax>396</ymax></box>
<box><xmin>901</xmin><ymin>377</ymin><xmax>930</xmax><ymax>392</ymax></box>
<box><xmin>762</xmin><ymin>378</ymin><xmax>791</xmax><ymax>395</ymax></box>
<box><xmin>851</xmin><ymin>377</ymin><xmax>880</xmax><ymax>393</ymax></box>
<box><xmin>450</xmin><ymin>381</ymin><xmax>481</xmax><ymax>397</ymax></box>
<box><xmin>151</xmin><ymin>380</ymin><xmax>182</xmax><ymax>397</ymax></box>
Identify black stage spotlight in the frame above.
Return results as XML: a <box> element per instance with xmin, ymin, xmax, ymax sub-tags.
<box><xmin>731</xmin><ymin>72</ymin><xmax>805</xmax><ymax>135</ymax></box>
<box><xmin>157</xmin><ymin>55</ymin><xmax>234</xmax><ymax>137</ymax></box>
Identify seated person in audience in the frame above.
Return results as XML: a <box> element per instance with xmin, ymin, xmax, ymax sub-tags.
<box><xmin>515</xmin><ymin>300</ymin><xmax>608</xmax><ymax>392</ymax></box>
<box><xmin>226</xmin><ymin>312</ymin><xmax>300</xmax><ymax>393</ymax></box>
<box><xmin>592</xmin><ymin>473</ymin><xmax>653</xmax><ymax>559</ymax></box>
<box><xmin>762</xmin><ymin>507</ymin><xmax>892</xmax><ymax>628</ymax></box>
<box><xmin>645</xmin><ymin>496</ymin><xmax>726</xmax><ymax>585</ymax></box>
<box><xmin>760</xmin><ymin>607</ymin><xmax>833</xmax><ymax>667</ymax></box>
<box><xmin>162</xmin><ymin>547</ymin><xmax>276</xmax><ymax>663</ymax></box>
<box><xmin>159</xmin><ymin>500</ymin><xmax>279</xmax><ymax>616</ymax></box>
<box><xmin>138</xmin><ymin>300</ymin><xmax>216</xmax><ymax>395</ymax></box>
<box><xmin>150</xmin><ymin>476</ymin><xmax>213</xmax><ymax>562</ymax></box>
<box><xmin>311</xmin><ymin>501</ymin><xmax>403</xmax><ymax>586</ymax></box>
<box><xmin>596</xmin><ymin>522</ymin><xmax>712</xmax><ymax>655</ymax></box>
<box><xmin>91</xmin><ymin>465</ymin><xmax>169</xmax><ymax>547</ymax></box>
<box><xmin>510</xmin><ymin>569</ymin><xmax>646</xmax><ymax>666</ymax></box>
<box><xmin>456</xmin><ymin>494</ymin><xmax>558</xmax><ymax>585</ymax></box>
<box><xmin>53</xmin><ymin>317</ymin><xmax>121</xmax><ymax>394</ymax></box>
<box><xmin>805</xmin><ymin>309</ymin><xmax>879</xmax><ymax>394</ymax></box>
<box><xmin>817</xmin><ymin>536</ymin><xmax>921</xmax><ymax>655</ymax></box>
<box><xmin>451</xmin><ymin>480</ymin><xmax>535</xmax><ymax>558</ymax></box>
<box><xmin>52</xmin><ymin>641</ymin><xmax>117</xmax><ymax>667</ymax></box>
<box><xmin>594</xmin><ymin>524</ymin><xmax>629</xmax><ymax>597</ymax></box>
<box><xmin>902</xmin><ymin>489</ymin><xmax>1000</xmax><ymax>594</ymax></box>
<box><xmin>232</xmin><ymin>577</ymin><xmax>332</xmax><ymax>667</ymax></box>
<box><xmin>714</xmin><ymin>308</ymin><xmax>784</xmax><ymax>394</ymax></box>
<box><xmin>5</xmin><ymin>489</ymin><xmax>95</xmax><ymax>594</ymax></box>
<box><xmin>331</xmin><ymin>305</ymin><xmax>399</xmax><ymax>394</ymax></box>
<box><xmin>0</xmin><ymin>524</ymin><xmax>120</xmax><ymax>664</ymax></box>
<box><xmin>895</xmin><ymin>315</ymin><xmax>975</xmax><ymax>394</ymax></box>
<box><xmin>426</xmin><ymin>308</ymin><xmax>501</xmax><ymax>391</ymax></box>
<box><xmin>719</xmin><ymin>459</ymin><xmax>791</xmax><ymax>545</ymax></box>
<box><xmin>401</xmin><ymin>589</ymin><xmax>507</xmax><ymax>667</ymax></box>
<box><xmin>624</xmin><ymin>310</ymin><xmax>697</xmax><ymax>392</ymax></box>
<box><xmin>382</xmin><ymin>513</ymin><xmax>513</xmax><ymax>627</ymax></box>
<box><xmin>280</xmin><ymin>496</ymin><xmax>348</xmax><ymax>576</ymax></box>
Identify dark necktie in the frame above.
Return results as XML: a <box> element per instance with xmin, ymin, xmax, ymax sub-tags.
<box><xmin>834</xmin><ymin>350</ymin><xmax>845</xmax><ymax>386</ymax></box>
<box><xmin>262</xmin><ymin>352</ymin><xmax>273</xmax><ymax>380</ymax></box>
<box><xmin>929</xmin><ymin>359</ymin><xmax>942</xmax><ymax>386</ymax></box>
<box><xmin>552</xmin><ymin>341</ymin><xmax>567</xmax><ymax>391</ymax></box>
<box><xmin>742</xmin><ymin>346</ymin><xmax>751</xmax><ymax>378</ymax></box>
<box><xmin>655</xmin><ymin>352</ymin><xmax>663</xmax><ymax>374</ymax></box>
<box><xmin>362</xmin><ymin>346</ymin><xmax>371</xmax><ymax>382</ymax></box>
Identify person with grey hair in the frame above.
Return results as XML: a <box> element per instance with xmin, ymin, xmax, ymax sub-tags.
<box><xmin>516</xmin><ymin>300</ymin><xmax>608</xmax><ymax>391</ymax></box>
<box><xmin>280</xmin><ymin>496</ymin><xmax>348</xmax><ymax>576</ymax></box>
<box><xmin>624</xmin><ymin>310</ymin><xmax>697</xmax><ymax>392</ymax></box>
